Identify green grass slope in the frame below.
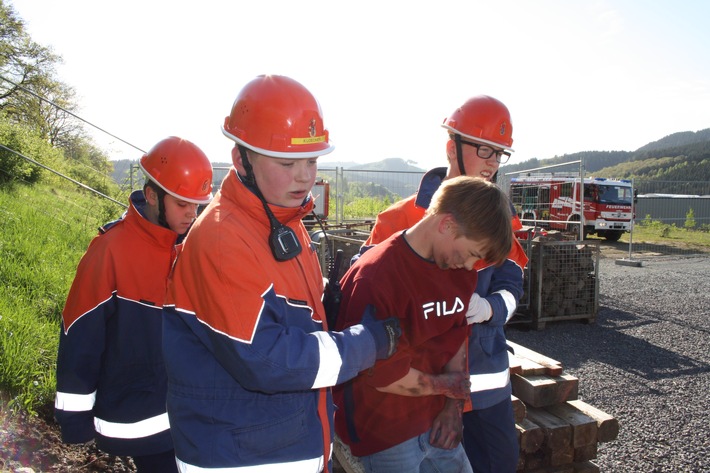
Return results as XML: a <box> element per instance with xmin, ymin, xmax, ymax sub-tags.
<box><xmin>0</xmin><ymin>181</ymin><xmax>123</xmax><ymax>415</ymax></box>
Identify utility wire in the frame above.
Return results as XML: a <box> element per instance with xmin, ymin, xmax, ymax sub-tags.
<box><xmin>0</xmin><ymin>143</ymin><xmax>127</xmax><ymax>208</ymax></box>
<box><xmin>0</xmin><ymin>74</ymin><xmax>146</xmax><ymax>153</ymax></box>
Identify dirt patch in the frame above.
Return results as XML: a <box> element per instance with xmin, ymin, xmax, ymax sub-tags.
<box><xmin>0</xmin><ymin>395</ymin><xmax>135</xmax><ymax>473</ymax></box>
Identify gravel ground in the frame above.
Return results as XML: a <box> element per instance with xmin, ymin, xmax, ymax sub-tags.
<box><xmin>2</xmin><ymin>249</ymin><xmax>708</xmax><ymax>473</ymax></box>
<box><xmin>506</xmin><ymin>253</ymin><xmax>710</xmax><ymax>473</ymax></box>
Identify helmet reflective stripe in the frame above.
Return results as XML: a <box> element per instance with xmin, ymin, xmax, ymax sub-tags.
<box><xmin>222</xmin><ymin>127</ymin><xmax>334</xmax><ymax>159</ymax></box>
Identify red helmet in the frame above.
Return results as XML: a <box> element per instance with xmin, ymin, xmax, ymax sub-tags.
<box><xmin>222</xmin><ymin>75</ymin><xmax>335</xmax><ymax>159</ymax></box>
<box><xmin>139</xmin><ymin>136</ymin><xmax>213</xmax><ymax>205</ymax></box>
<box><xmin>442</xmin><ymin>95</ymin><xmax>514</xmax><ymax>151</ymax></box>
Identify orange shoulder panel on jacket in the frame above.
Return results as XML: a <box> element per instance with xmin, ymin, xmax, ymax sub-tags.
<box><xmin>366</xmin><ymin>196</ymin><xmax>424</xmax><ymax>245</ymax></box>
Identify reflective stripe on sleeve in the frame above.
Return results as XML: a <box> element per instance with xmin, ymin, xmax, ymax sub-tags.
<box><xmin>55</xmin><ymin>390</ymin><xmax>96</xmax><ymax>412</ymax></box>
<box><xmin>310</xmin><ymin>331</ymin><xmax>343</xmax><ymax>389</ymax></box>
<box><xmin>177</xmin><ymin>454</ymin><xmax>324</xmax><ymax>472</ymax></box>
<box><xmin>94</xmin><ymin>412</ymin><xmax>169</xmax><ymax>439</ymax></box>
<box><xmin>470</xmin><ymin>367</ymin><xmax>510</xmax><ymax>392</ymax></box>
<box><xmin>493</xmin><ymin>289</ymin><xmax>518</xmax><ymax>323</ymax></box>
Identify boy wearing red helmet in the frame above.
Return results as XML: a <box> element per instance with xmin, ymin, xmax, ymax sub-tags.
<box><xmin>364</xmin><ymin>96</ymin><xmax>528</xmax><ymax>473</ymax></box>
<box><xmin>55</xmin><ymin>137</ymin><xmax>214</xmax><ymax>472</ymax></box>
<box><xmin>162</xmin><ymin>75</ymin><xmax>400</xmax><ymax>473</ymax></box>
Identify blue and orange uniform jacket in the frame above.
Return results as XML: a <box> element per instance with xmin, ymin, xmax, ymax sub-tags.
<box><xmin>365</xmin><ymin>167</ymin><xmax>529</xmax><ymax>410</ymax></box>
<box><xmin>55</xmin><ymin>190</ymin><xmax>177</xmax><ymax>456</ymax></box>
<box><xmin>162</xmin><ymin>169</ymin><xmax>381</xmax><ymax>472</ymax></box>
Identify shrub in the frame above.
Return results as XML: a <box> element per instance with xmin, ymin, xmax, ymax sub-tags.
<box><xmin>684</xmin><ymin>207</ymin><xmax>696</xmax><ymax>230</ymax></box>
<box><xmin>0</xmin><ymin>119</ymin><xmax>65</xmax><ymax>186</ymax></box>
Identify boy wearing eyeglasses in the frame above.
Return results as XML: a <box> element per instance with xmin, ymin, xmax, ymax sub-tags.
<box><xmin>363</xmin><ymin>95</ymin><xmax>528</xmax><ymax>473</ymax></box>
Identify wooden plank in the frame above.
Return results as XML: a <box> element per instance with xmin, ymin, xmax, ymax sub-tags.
<box><xmin>512</xmin><ymin>395</ymin><xmax>527</xmax><ymax>423</ymax></box>
<box><xmin>544</xmin><ymin>443</ymin><xmax>575</xmax><ymax>467</ymax></box>
<box><xmin>546</xmin><ymin>402</ymin><xmax>598</xmax><ymax>448</ymax></box>
<box><xmin>516</xmin><ymin>417</ymin><xmax>545</xmax><ymax>453</ymax></box>
<box><xmin>507</xmin><ymin>341</ymin><xmax>564</xmax><ymax>376</ymax></box>
<box><xmin>523</xmin><ymin>457</ymin><xmax>575</xmax><ymax>472</ymax></box>
<box><xmin>525</xmin><ymin>407</ymin><xmax>572</xmax><ymax>451</ymax></box>
<box><xmin>516</xmin><ymin>450</ymin><xmax>526</xmax><ymax>472</ymax></box>
<box><xmin>573</xmin><ymin>460</ymin><xmax>600</xmax><ymax>473</ymax></box>
<box><xmin>511</xmin><ymin>373</ymin><xmax>578</xmax><ymax>408</ymax></box>
<box><xmin>509</xmin><ymin>351</ymin><xmax>523</xmax><ymax>376</ymax></box>
<box><xmin>567</xmin><ymin>399</ymin><xmax>619</xmax><ymax>443</ymax></box>
<box><xmin>511</xmin><ymin>375</ymin><xmax>558</xmax><ymax>408</ymax></box>
<box><xmin>522</xmin><ymin>450</ymin><xmax>545</xmax><ymax>470</ymax></box>
<box><xmin>574</xmin><ymin>443</ymin><xmax>598</xmax><ymax>462</ymax></box>
<box><xmin>516</xmin><ymin>355</ymin><xmax>548</xmax><ymax>376</ymax></box>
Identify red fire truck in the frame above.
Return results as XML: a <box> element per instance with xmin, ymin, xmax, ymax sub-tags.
<box><xmin>508</xmin><ymin>174</ymin><xmax>634</xmax><ymax>241</ymax></box>
<box><xmin>311</xmin><ymin>177</ymin><xmax>330</xmax><ymax>219</ymax></box>
<box><xmin>303</xmin><ymin>177</ymin><xmax>330</xmax><ymax>230</ymax></box>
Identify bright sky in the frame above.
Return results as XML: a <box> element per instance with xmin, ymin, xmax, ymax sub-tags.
<box><xmin>9</xmin><ymin>0</ymin><xmax>710</xmax><ymax>170</ymax></box>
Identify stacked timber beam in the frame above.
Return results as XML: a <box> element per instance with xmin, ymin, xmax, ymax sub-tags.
<box><xmin>508</xmin><ymin>341</ymin><xmax>619</xmax><ymax>472</ymax></box>
<box><xmin>333</xmin><ymin>341</ymin><xmax>618</xmax><ymax>473</ymax></box>
<box><xmin>526</xmin><ymin>239</ymin><xmax>601</xmax><ymax>330</ymax></box>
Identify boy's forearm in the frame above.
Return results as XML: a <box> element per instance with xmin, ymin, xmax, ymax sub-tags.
<box><xmin>376</xmin><ymin>339</ymin><xmax>470</xmax><ymax>397</ymax></box>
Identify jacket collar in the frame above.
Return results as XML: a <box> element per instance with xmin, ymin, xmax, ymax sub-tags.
<box><xmin>126</xmin><ymin>190</ymin><xmax>180</xmax><ymax>247</ymax></box>
<box><xmin>413</xmin><ymin>167</ymin><xmax>447</xmax><ymax>210</ymax></box>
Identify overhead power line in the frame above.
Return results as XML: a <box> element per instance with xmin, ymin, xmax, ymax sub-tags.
<box><xmin>0</xmin><ymin>143</ymin><xmax>127</xmax><ymax>208</ymax></box>
<box><xmin>0</xmin><ymin>74</ymin><xmax>146</xmax><ymax>154</ymax></box>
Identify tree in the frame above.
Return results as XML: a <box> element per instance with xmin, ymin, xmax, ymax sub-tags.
<box><xmin>9</xmin><ymin>75</ymin><xmax>83</xmax><ymax>147</ymax></box>
<box><xmin>0</xmin><ymin>114</ymin><xmax>64</xmax><ymax>185</ymax></box>
<box><xmin>0</xmin><ymin>1</ymin><xmax>60</xmax><ymax>106</ymax></box>
<box><xmin>1</xmin><ymin>0</ymin><xmax>116</xmax><ymax>194</ymax></box>
<box><xmin>0</xmin><ymin>0</ymin><xmax>83</xmax><ymax>147</ymax></box>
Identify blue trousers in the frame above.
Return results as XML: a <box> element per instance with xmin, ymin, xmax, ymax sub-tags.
<box><xmin>462</xmin><ymin>398</ymin><xmax>519</xmax><ymax>473</ymax></box>
<box><xmin>360</xmin><ymin>429</ymin><xmax>473</xmax><ymax>473</ymax></box>
<box><xmin>132</xmin><ymin>449</ymin><xmax>178</xmax><ymax>473</ymax></box>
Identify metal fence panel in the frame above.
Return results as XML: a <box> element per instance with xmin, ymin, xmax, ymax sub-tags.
<box><xmin>526</xmin><ymin>240</ymin><xmax>600</xmax><ymax>330</ymax></box>
<box><xmin>635</xmin><ymin>196</ymin><xmax>710</xmax><ymax>227</ymax></box>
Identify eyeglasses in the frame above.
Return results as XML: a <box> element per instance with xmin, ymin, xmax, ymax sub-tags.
<box><xmin>460</xmin><ymin>139</ymin><xmax>511</xmax><ymax>164</ymax></box>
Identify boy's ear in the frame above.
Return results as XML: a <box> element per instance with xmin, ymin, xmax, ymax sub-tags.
<box><xmin>232</xmin><ymin>146</ymin><xmax>245</xmax><ymax>173</ymax></box>
<box><xmin>445</xmin><ymin>140</ymin><xmax>456</xmax><ymax>165</ymax></box>
<box><xmin>439</xmin><ymin>214</ymin><xmax>457</xmax><ymax>235</ymax></box>
<box><xmin>144</xmin><ymin>185</ymin><xmax>159</xmax><ymax>206</ymax></box>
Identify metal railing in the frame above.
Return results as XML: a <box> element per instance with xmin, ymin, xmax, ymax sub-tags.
<box><xmin>132</xmin><ymin>164</ymin><xmax>709</xmax><ymax>258</ymax></box>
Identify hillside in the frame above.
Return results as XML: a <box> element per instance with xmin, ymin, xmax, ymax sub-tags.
<box><xmin>636</xmin><ymin>128</ymin><xmax>710</xmax><ymax>153</ymax></box>
<box><xmin>499</xmin><ymin>128</ymin><xmax>710</xmax><ymax>185</ymax></box>
<box><xmin>0</xmin><ymin>172</ymin><xmax>134</xmax><ymax>469</ymax></box>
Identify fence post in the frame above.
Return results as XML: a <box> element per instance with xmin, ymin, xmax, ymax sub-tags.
<box><xmin>337</xmin><ymin>166</ymin><xmax>345</xmax><ymax>225</ymax></box>
<box><xmin>579</xmin><ymin>159</ymin><xmax>585</xmax><ymax>240</ymax></box>
<box><xmin>615</xmin><ymin>177</ymin><xmax>642</xmax><ymax>267</ymax></box>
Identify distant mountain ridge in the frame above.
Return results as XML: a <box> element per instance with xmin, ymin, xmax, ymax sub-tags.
<box><xmin>499</xmin><ymin>128</ymin><xmax>710</xmax><ymax>179</ymax></box>
<box><xmin>111</xmin><ymin>128</ymin><xmax>710</xmax><ymax>196</ymax></box>
<box><xmin>636</xmin><ymin>129</ymin><xmax>710</xmax><ymax>153</ymax></box>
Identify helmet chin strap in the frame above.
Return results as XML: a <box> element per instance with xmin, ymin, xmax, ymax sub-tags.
<box><xmin>454</xmin><ymin>134</ymin><xmax>467</xmax><ymax>177</ymax></box>
<box><xmin>146</xmin><ymin>181</ymin><xmax>170</xmax><ymax>230</ymax></box>
<box><xmin>237</xmin><ymin>146</ymin><xmax>302</xmax><ymax>261</ymax></box>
